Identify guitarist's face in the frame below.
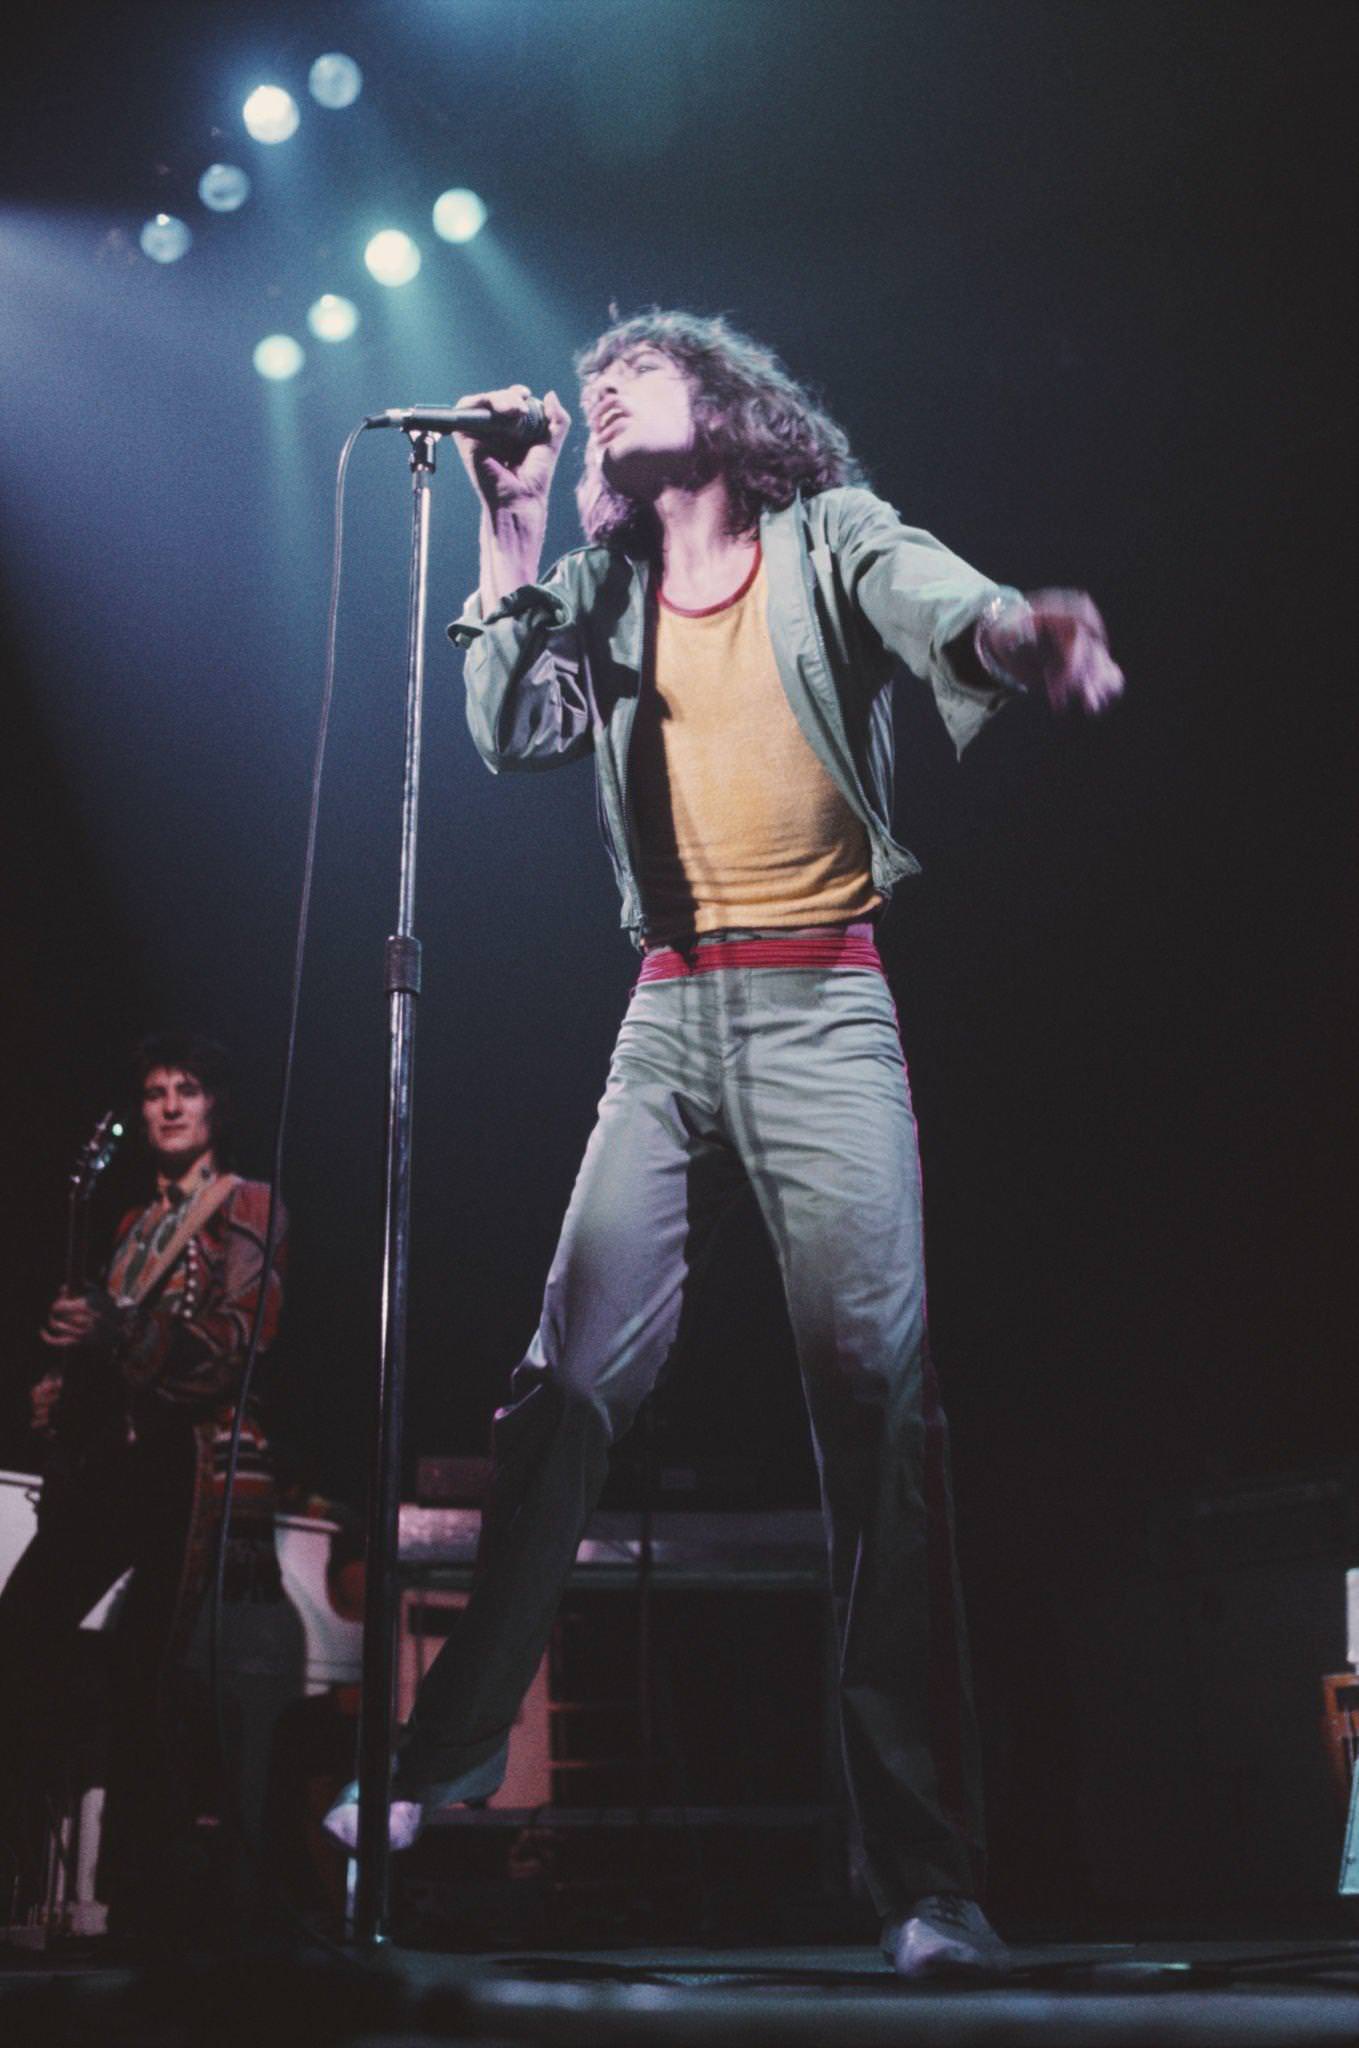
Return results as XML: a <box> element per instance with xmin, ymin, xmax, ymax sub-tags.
<box><xmin>142</xmin><ymin>1066</ymin><xmax>216</xmax><ymax>1177</ymax></box>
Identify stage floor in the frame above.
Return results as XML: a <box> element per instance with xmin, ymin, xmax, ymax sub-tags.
<box><xmin>3</xmin><ymin>1934</ymin><xmax>1358</xmax><ymax>2045</ymax></box>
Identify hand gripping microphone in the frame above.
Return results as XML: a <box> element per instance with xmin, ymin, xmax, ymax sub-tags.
<box><xmin>363</xmin><ymin>399</ymin><xmax>550</xmax><ymax>448</ymax></box>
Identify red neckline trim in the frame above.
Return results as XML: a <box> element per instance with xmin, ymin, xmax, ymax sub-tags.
<box><xmin>658</xmin><ymin>542</ymin><xmax>762</xmax><ymax>618</ymax></box>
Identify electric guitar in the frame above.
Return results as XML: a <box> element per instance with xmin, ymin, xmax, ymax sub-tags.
<box><xmin>37</xmin><ymin>1109</ymin><xmax>125</xmax><ymax>1471</ymax></box>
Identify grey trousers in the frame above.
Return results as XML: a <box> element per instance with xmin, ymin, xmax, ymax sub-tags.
<box><xmin>400</xmin><ymin>947</ymin><xmax>985</xmax><ymax>1909</ymax></box>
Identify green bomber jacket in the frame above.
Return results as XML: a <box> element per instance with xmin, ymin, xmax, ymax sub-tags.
<box><xmin>448</xmin><ymin>486</ymin><xmax>1024</xmax><ymax>945</ymax></box>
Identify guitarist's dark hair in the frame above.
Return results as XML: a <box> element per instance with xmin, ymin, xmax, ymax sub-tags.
<box><xmin>132</xmin><ymin>1032</ymin><xmax>236</xmax><ymax>1168</ymax></box>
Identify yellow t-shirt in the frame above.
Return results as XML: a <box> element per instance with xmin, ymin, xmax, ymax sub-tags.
<box><xmin>630</xmin><ymin>552</ymin><xmax>881</xmax><ymax>940</ymax></box>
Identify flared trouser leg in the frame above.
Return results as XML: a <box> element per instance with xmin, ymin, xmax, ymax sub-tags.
<box><xmin>397</xmin><ymin>981</ymin><xmax>741</xmax><ymax>1799</ymax></box>
<box><xmin>723</xmin><ymin>965</ymin><xmax>984</xmax><ymax>1909</ymax></box>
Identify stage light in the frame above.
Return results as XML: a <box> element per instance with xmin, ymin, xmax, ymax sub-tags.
<box><xmin>432</xmin><ymin>188</ymin><xmax>487</xmax><ymax>244</ymax></box>
<box><xmin>253</xmin><ymin>334</ymin><xmax>305</xmax><ymax>381</ymax></box>
<box><xmin>364</xmin><ymin>229</ymin><xmax>421</xmax><ymax>286</ymax></box>
<box><xmin>307</xmin><ymin>294</ymin><xmax>359</xmax><ymax>342</ymax></box>
<box><xmin>309</xmin><ymin>53</ymin><xmax>363</xmax><ymax>109</ymax></box>
<box><xmin>197</xmin><ymin>163</ymin><xmax>251</xmax><ymax>213</ymax></box>
<box><xmin>139</xmin><ymin>214</ymin><xmax>191</xmax><ymax>263</ymax></box>
<box><xmin>243</xmin><ymin>85</ymin><xmax>300</xmax><ymax>144</ymax></box>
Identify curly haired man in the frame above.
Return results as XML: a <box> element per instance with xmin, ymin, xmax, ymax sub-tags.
<box><xmin>329</xmin><ymin>312</ymin><xmax>1122</xmax><ymax>1977</ymax></box>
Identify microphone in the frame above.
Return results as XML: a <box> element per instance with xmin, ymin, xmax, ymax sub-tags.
<box><xmin>364</xmin><ymin>399</ymin><xmax>550</xmax><ymax>447</ymax></box>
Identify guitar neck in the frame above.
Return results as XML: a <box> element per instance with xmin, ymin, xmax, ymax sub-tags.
<box><xmin>57</xmin><ymin>1108</ymin><xmax>124</xmax><ymax>1312</ymax></box>
<box><xmin>64</xmin><ymin>1189</ymin><xmax>91</xmax><ymax>1297</ymax></box>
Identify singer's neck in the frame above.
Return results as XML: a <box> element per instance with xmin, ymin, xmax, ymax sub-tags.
<box><xmin>654</xmin><ymin>478</ymin><xmax>756</xmax><ymax>611</ymax></box>
<box><xmin>477</xmin><ymin>474</ymin><xmax>754</xmax><ymax>616</ymax></box>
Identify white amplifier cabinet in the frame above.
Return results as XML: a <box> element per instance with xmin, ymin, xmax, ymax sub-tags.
<box><xmin>274</xmin><ymin>1513</ymin><xmax>363</xmax><ymax>1692</ymax></box>
<box><xmin>0</xmin><ymin>1468</ymin><xmax>129</xmax><ymax>1627</ymax></box>
<box><xmin>0</xmin><ymin>1476</ymin><xmax>363</xmax><ymax>1691</ymax></box>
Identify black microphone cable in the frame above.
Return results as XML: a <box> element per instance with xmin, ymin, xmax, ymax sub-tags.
<box><xmin>204</xmin><ymin>418</ymin><xmax>372</xmax><ymax>1971</ymax></box>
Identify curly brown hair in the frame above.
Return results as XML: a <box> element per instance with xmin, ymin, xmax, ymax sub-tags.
<box><xmin>573</xmin><ymin>310</ymin><xmax>862</xmax><ymax>550</ymax></box>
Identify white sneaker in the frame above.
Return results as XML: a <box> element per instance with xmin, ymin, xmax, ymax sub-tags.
<box><xmin>882</xmin><ymin>1894</ymin><xmax>1010</xmax><ymax>1980</ymax></box>
<box><xmin>321</xmin><ymin>1784</ymin><xmax>425</xmax><ymax>1853</ymax></box>
<box><xmin>321</xmin><ymin>1738</ymin><xmax>509</xmax><ymax>1854</ymax></box>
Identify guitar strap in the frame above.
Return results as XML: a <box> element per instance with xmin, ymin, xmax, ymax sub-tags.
<box><xmin>114</xmin><ymin>1172</ymin><xmax>242</xmax><ymax>1309</ymax></box>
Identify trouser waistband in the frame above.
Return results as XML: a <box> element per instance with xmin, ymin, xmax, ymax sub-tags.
<box><xmin>637</xmin><ymin>926</ymin><xmax>884</xmax><ymax>984</ymax></box>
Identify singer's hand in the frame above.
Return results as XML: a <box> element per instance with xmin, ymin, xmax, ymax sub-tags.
<box><xmin>453</xmin><ymin>386</ymin><xmax>571</xmax><ymax>514</ymax></box>
<box><xmin>980</xmin><ymin>589</ymin><xmax>1125</xmax><ymax>715</ymax></box>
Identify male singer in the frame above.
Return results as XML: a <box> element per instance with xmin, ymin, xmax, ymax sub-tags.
<box><xmin>329</xmin><ymin>311</ymin><xmax>1121</xmax><ymax>1977</ymax></box>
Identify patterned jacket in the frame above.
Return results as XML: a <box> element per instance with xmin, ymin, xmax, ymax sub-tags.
<box><xmin>108</xmin><ymin>1176</ymin><xmax>286</xmax><ymax>1416</ymax></box>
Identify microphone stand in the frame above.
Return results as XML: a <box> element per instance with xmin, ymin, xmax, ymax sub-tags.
<box><xmin>353</xmin><ymin>427</ymin><xmax>438</xmax><ymax>1946</ymax></box>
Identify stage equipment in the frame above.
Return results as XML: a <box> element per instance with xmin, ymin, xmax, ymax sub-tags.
<box><xmin>241</xmin><ymin>85</ymin><xmax>298</xmax><ymax>144</ymax></box>
<box><xmin>29</xmin><ymin>1111</ymin><xmax>124</xmax><ymax>1471</ymax></box>
<box><xmin>0</xmin><ymin>1484</ymin><xmax>352</xmax><ymax>1943</ymax></box>
<box><xmin>399</xmin><ymin>1507</ymin><xmax>835</xmax><ymax>1810</ymax></box>
<box><xmin>253</xmin><ymin>335</ymin><xmax>304</xmax><ymax>382</ymax></box>
<box><xmin>397</xmin><ymin>1586</ymin><xmax>551</xmax><ymax>1808</ymax></box>
<box><xmin>394</xmin><ymin>1502</ymin><xmax>846</xmax><ymax>1932</ymax></box>
<box><xmin>1071</xmin><ymin>1474</ymin><xmax>1358</xmax><ymax>1911</ymax></box>
<box><xmin>432</xmin><ymin>188</ymin><xmax>487</xmax><ymax>244</ymax></box>
<box><xmin>197</xmin><ymin>164</ymin><xmax>249</xmax><ymax>213</ymax></box>
<box><xmin>348</xmin><ymin>394</ymin><xmax>557</xmax><ymax>1936</ymax></box>
<box><xmin>414</xmin><ymin>1455</ymin><xmax>491</xmax><ymax>1506</ymax></box>
<box><xmin>348</xmin><ymin>413</ymin><xmax>454</xmax><ymax>1947</ymax></box>
<box><xmin>0</xmin><ymin>1491</ymin><xmax>361</xmax><ymax>1693</ymax></box>
<box><xmin>308</xmin><ymin>54</ymin><xmax>362</xmax><ymax>109</ymax></box>
<box><xmin>139</xmin><ymin>214</ymin><xmax>190</xmax><ymax>263</ymax></box>
<box><xmin>1343</xmin><ymin>1760</ymin><xmax>1359</xmax><ymax>1895</ymax></box>
<box><xmin>1331</xmin><ymin>1565</ymin><xmax>1359</xmax><ymax>1895</ymax></box>
<box><xmin>364</xmin><ymin>399</ymin><xmax>549</xmax><ymax>445</ymax></box>
<box><xmin>307</xmin><ymin>295</ymin><xmax>359</xmax><ymax>344</ymax></box>
<box><xmin>363</xmin><ymin>231</ymin><xmax>421</xmax><ymax>287</ymax></box>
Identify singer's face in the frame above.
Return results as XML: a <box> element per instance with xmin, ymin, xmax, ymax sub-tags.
<box><xmin>142</xmin><ymin>1067</ymin><xmax>215</xmax><ymax>1176</ymax></box>
<box><xmin>581</xmin><ymin>348</ymin><xmax>696</xmax><ymax>487</ymax></box>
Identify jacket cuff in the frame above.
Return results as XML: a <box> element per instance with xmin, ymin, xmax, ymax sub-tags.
<box><xmin>936</xmin><ymin>585</ymin><xmax>1030</xmax><ymax>700</ymax></box>
<box><xmin>971</xmin><ymin>588</ymin><xmax>1036</xmax><ymax>694</ymax></box>
<box><xmin>447</xmin><ymin>582</ymin><xmax>575</xmax><ymax>648</ymax></box>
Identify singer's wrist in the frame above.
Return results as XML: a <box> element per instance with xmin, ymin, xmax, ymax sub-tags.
<box><xmin>481</xmin><ymin>506</ymin><xmax>546</xmax><ymax>602</ymax></box>
<box><xmin>972</xmin><ymin>591</ymin><xmax>1037</xmax><ymax>693</ymax></box>
<box><xmin>485</xmin><ymin>500</ymin><xmax>545</xmax><ymax>551</ymax></box>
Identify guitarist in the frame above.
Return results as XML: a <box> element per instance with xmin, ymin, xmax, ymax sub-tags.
<box><xmin>0</xmin><ymin>1032</ymin><xmax>286</xmax><ymax>1941</ymax></box>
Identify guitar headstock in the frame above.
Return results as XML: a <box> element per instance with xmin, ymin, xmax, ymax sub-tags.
<box><xmin>70</xmin><ymin>1110</ymin><xmax>125</xmax><ymax>1202</ymax></box>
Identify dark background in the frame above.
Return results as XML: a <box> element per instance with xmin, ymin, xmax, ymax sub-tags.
<box><xmin>1</xmin><ymin>1</ymin><xmax>1354</xmax><ymax>1916</ymax></box>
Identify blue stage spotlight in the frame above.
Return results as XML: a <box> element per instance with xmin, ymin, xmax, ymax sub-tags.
<box><xmin>364</xmin><ymin>229</ymin><xmax>421</xmax><ymax>286</ymax></box>
<box><xmin>253</xmin><ymin>334</ymin><xmax>305</xmax><ymax>381</ymax></box>
<box><xmin>307</xmin><ymin>294</ymin><xmax>359</xmax><ymax>342</ymax></box>
<box><xmin>309</xmin><ymin>53</ymin><xmax>363</xmax><ymax>109</ymax></box>
<box><xmin>139</xmin><ymin>214</ymin><xmax>192</xmax><ymax>263</ymax></box>
<box><xmin>197</xmin><ymin>163</ymin><xmax>251</xmax><ymax>213</ymax></box>
<box><xmin>432</xmin><ymin>188</ymin><xmax>487</xmax><ymax>244</ymax></box>
<box><xmin>243</xmin><ymin>85</ymin><xmax>300</xmax><ymax>144</ymax></box>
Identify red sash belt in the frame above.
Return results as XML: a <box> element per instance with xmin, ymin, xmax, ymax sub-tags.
<box><xmin>637</xmin><ymin>932</ymin><xmax>884</xmax><ymax>983</ymax></box>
